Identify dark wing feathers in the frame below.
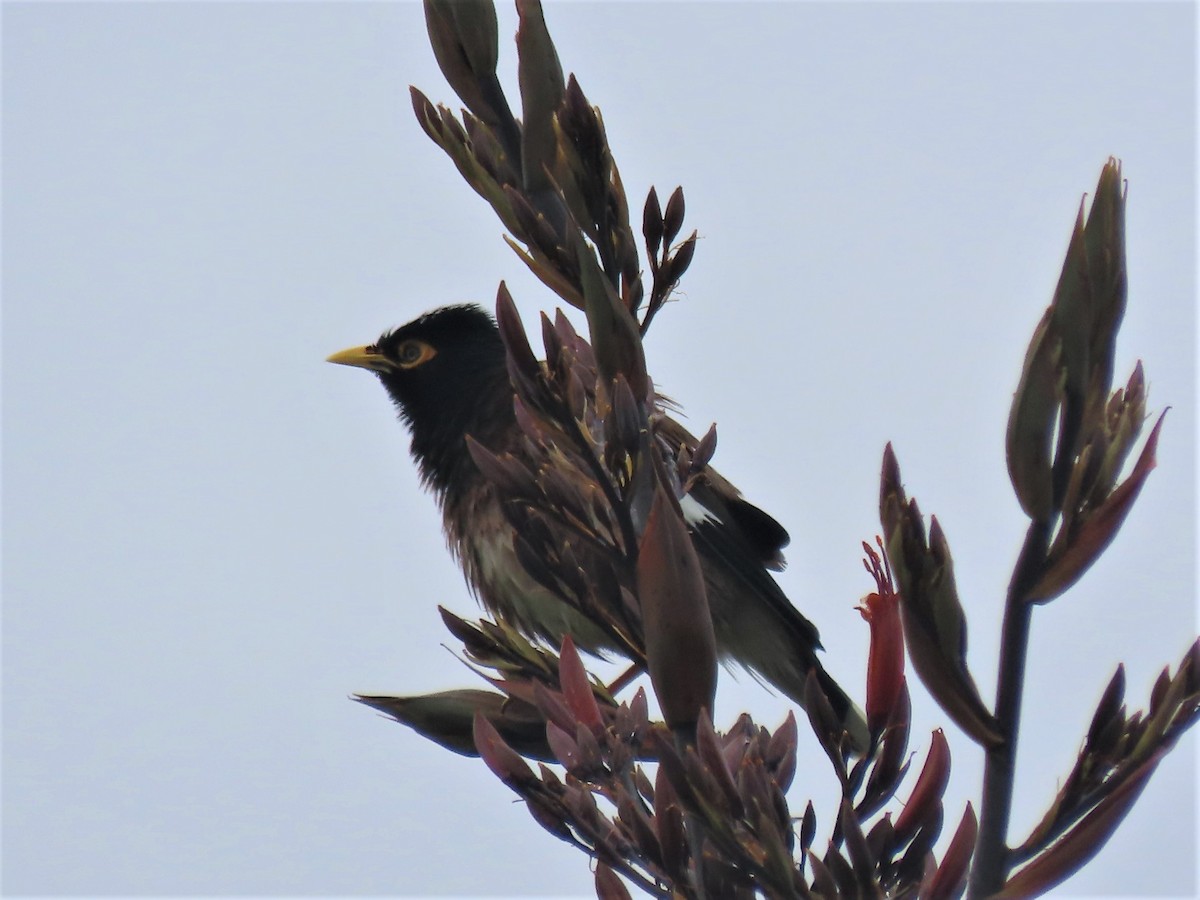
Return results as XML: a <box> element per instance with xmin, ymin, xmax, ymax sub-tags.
<box><xmin>686</xmin><ymin>480</ymin><xmax>821</xmax><ymax>651</ymax></box>
<box><xmin>656</xmin><ymin>414</ymin><xmax>790</xmax><ymax>569</ymax></box>
<box><xmin>722</xmin><ymin>493</ymin><xmax>790</xmax><ymax>571</ymax></box>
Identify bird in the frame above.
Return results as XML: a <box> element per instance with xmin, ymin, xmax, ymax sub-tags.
<box><xmin>329</xmin><ymin>303</ymin><xmax>867</xmax><ymax>746</ymax></box>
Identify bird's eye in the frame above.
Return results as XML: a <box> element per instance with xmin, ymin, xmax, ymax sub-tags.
<box><xmin>396</xmin><ymin>339</ymin><xmax>436</xmax><ymax>368</ymax></box>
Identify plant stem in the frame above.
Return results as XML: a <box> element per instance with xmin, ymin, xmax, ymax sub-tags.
<box><xmin>969</xmin><ymin>519</ymin><xmax>1051</xmax><ymax>897</ymax></box>
<box><xmin>674</xmin><ymin>727</ymin><xmax>709</xmax><ymax>900</ymax></box>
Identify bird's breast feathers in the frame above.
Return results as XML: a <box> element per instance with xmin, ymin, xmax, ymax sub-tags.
<box><xmin>446</xmin><ymin>482</ymin><xmax>616</xmax><ymax>652</ymax></box>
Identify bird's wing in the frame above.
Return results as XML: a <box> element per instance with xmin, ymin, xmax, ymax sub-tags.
<box><xmin>656</xmin><ymin>414</ymin><xmax>790</xmax><ymax>569</ymax></box>
<box><xmin>683</xmin><ymin>479</ymin><xmax>821</xmax><ymax>651</ymax></box>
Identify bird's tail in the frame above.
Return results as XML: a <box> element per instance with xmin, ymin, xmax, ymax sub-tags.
<box><xmin>718</xmin><ymin>605</ymin><xmax>870</xmax><ymax>753</ymax></box>
<box><xmin>804</xmin><ymin>660</ymin><xmax>871</xmax><ymax>754</ymax></box>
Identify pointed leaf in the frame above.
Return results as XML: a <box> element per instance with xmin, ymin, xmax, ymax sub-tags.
<box><xmin>515</xmin><ymin>0</ymin><xmax>565</xmax><ymax>201</ymax></box>
<box><xmin>1028</xmin><ymin>410</ymin><xmax>1164</xmax><ymax>602</ymax></box>
<box><xmin>573</xmin><ymin>227</ymin><xmax>648</xmax><ymax>399</ymax></box>
<box><xmin>923</xmin><ymin>803</ymin><xmax>977</xmax><ymax>900</ymax></box>
<box><xmin>354</xmin><ymin>690</ymin><xmax>552</xmax><ymax>760</ymax></box>
<box><xmin>1086</xmin><ymin>665</ymin><xmax>1126</xmax><ymax>750</ymax></box>
<box><xmin>494</xmin><ymin>282</ymin><xmax>541</xmax><ymax>380</ymax></box>
<box><xmin>995</xmin><ymin>752</ymin><xmax>1164</xmax><ymax>899</ymax></box>
<box><xmin>1006</xmin><ymin>308</ymin><xmax>1062</xmax><ymax>521</ymax></box>
<box><xmin>1082</xmin><ymin>158</ymin><xmax>1128</xmax><ymax>393</ymax></box>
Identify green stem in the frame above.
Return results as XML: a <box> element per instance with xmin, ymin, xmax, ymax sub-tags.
<box><xmin>968</xmin><ymin>519</ymin><xmax>1051</xmax><ymax>897</ymax></box>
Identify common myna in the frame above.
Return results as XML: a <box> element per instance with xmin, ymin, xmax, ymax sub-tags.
<box><xmin>330</xmin><ymin>304</ymin><xmax>867</xmax><ymax>745</ymax></box>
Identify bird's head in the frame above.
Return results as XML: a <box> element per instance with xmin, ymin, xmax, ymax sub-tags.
<box><xmin>328</xmin><ymin>304</ymin><xmax>511</xmax><ymax>492</ymax></box>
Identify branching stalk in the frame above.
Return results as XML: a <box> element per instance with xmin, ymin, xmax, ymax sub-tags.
<box><xmin>969</xmin><ymin>518</ymin><xmax>1051</xmax><ymax>896</ymax></box>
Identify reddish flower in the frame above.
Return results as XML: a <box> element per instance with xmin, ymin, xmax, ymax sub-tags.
<box><xmin>858</xmin><ymin>539</ymin><xmax>906</xmax><ymax>735</ymax></box>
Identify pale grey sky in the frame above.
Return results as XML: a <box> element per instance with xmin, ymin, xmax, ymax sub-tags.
<box><xmin>4</xmin><ymin>2</ymin><xmax>1196</xmax><ymax>897</ymax></box>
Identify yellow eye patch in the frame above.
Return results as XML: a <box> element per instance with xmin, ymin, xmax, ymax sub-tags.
<box><xmin>395</xmin><ymin>339</ymin><xmax>437</xmax><ymax>368</ymax></box>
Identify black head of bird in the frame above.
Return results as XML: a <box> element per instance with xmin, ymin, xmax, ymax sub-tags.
<box><xmin>327</xmin><ymin>305</ymin><xmax>514</xmax><ymax>497</ymax></box>
<box><xmin>329</xmin><ymin>303</ymin><xmax>868</xmax><ymax>749</ymax></box>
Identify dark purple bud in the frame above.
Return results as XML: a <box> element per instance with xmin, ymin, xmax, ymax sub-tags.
<box><xmin>629</xmin><ymin>687</ymin><xmax>649</xmax><ymax>740</ymax></box>
<box><xmin>643</xmin><ymin>187</ymin><xmax>664</xmax><ymax>258</ymax></box>
<box><xmin>546</xmin><ymin>720</ymin><xmax>580</xmax><ymax>771</ymax></box>
<box><xmin>922</xmin><ymin>803</ymin><xmax>977</xmax><ymax>900</ymax></box>
<box><xmin>525</xmin><ymin>793</ymin><xmax>574</xmax><ymax>841</ymax></box>
<box><xmin>807</xmin><ymin>851</ymin><xmax>838</xmax><ymax>897</ymax></box>
<box><xmin>632</xmin><ymin>762</ymin><xmax>654</xmax><ymax>801</ymax></box>
<box><xmin>1185</xmin><ymin>639</ymin><xmax>1200</xmax><ymax>694</ymax></box>
<box><xmin>512</xmin><ymin>395</ymin><xmax>553</xmax><ymax>446</ymax></box>
<box><xmin>437</xmin><ymin>607</ymin><xmax>484</xmax><ymax>645</ymax></box>
<box><xmin>691</xmin><ymin>422</ymin><xmax>718</xmax><ymax>475</ymax></box>
<box><xmin>1148</xmin><ymin>666</ymin><xmax>1173</xmax><ymax>719</ymax></box>
<box><xmin>649</xmin><ymin>728</ymin><xmax>701</xmax><ymax>810</ymax></box>
<box><xmin>540</xmin><ymin>311</ymin><xmax>563</xmax><ymax>374</ymax></box>
<box><xmin>719</xmin><ymin>721</ymin><xmax>749</xmax><ymax>776</ymax></box>
<box><xmin>893</xmin><ymin>729</ymin><xmax>951</xmax><ymax>843</ymax></box>
<box><xmin>799</xmin><ymin>800</ymin><xmax>817</xmax><ymax>853</ymax></box>
<box><xmin>594</xmin><ymin>862</ymin><xmax>633</xmax><ymax>900</ymax></box>
<box><xmin>610</xmin><ymin>375</ymin><xmax>644</xmax><ymax>453</ymax></box>
<box><xmin>495</xmin><ymin>283</ymin><xmax>541</xmax><ymax>379</ymax></box>
<box><xmin>865</xmin><ymin>816</ymin><xmax>896</xmax><ymax>868</ymax></box>
<box><xmin>503</xmin><ymin>184</ymin><xmax>561</xmax><ymax>255</ymax></box>
<box><xmin>559</xmin><ymin>634</ymin><xmax>605</xmax><ymax>734</ymax></box>
<box><xmin>564</xmin><ymin>790</ymin><xmax>607</xmax><ymax>845</ymax></box>
<box><xmin>532</xmin><ymin>681</ymin><xmax>582</xmax><ymax>736</ymax></box>
<box><xmin>636</xmin><ymin>475</ymin><xmax>717</xmax><ymax>732</ymax></box>
<box><xmin>572</xmin><ymin>721</ymin><xmax>604</xmax><ymax>774</ymax></box>
<box><xmin>473</xmin><ymin>712</ymin><xmax>537</xmax><ymax>786</ymax></box>
<box><xmin>409</xmin><ymin>86</ymin><xmax>444</xmax><ymax>142</ymax></box>
<box><xmin>1086</xmin><ymin>665</ymin><xmax>1126</xmax><ymax>750</ymax></box>
<box><xmin>665</xmin><ymin>232</ymin><xmax>697</xmax><ymax>285</ymax></box>
<box><xmin>838</xmin><ymin>797</ymin><xmax>875</xmax><ymax>887</ymax></box>
<box><xmin>553</xmin><ymin>307</ymin><xmax>582</xmax><ymax>348</ymax></box>
<box><xmin>823</xmin><ymin>846</ymin><xmax>859</xmax><ymax>896</ymax></box>
<box><xmin>696</xmin><ymin>710</ymin><xmax>744</xmax><ymax>818</ymax></box>
<box><xmin>766</xmin><ymin>712</ymin><xmax>798</xmax><ymax>792</ymax></box>
<box><xmin>897</xmin><ymin>809</ymin><xmax>943</xmax><ymax>884</ymax></box>
<box><xmin>662</xmin><ymin>186</ymin><xmax>685</xmax><ymax>246</ymax></box>
<box><xmin>566</xmin><ymin>369</ymin><xmax>588</xmax><ymax>423</ymax></box>
<box><xmin>615</xmin><ymin>792</ymin><xmax>661</xmax><ymax>869</ymax></box>
<box><xmin>652</xmin><ymin>763</ymin><xmax>687</xmax><ymax>882</ymax></box>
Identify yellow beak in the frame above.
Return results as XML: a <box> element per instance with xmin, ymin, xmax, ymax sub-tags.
<box><xmin>326</xmin><ymin>344</ymin><xmax>393</xmax><ymax>373</ymax></box>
